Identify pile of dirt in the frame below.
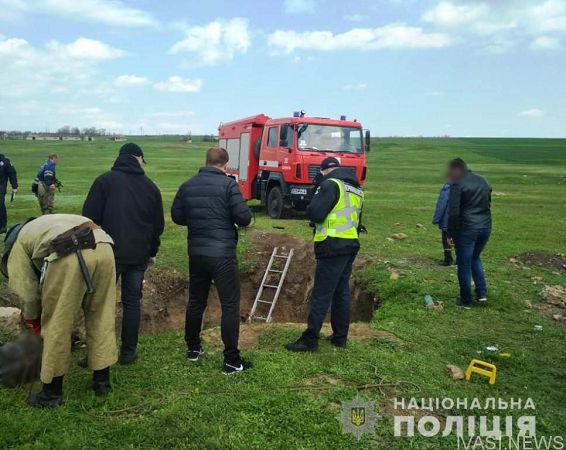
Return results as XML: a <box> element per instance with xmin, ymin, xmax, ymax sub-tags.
<box><xmin>240</xmin><ymin>231</ymin><xmax>378</xmax><ymax>323</ymax></box>
<box><xmin>136</xmin><ymin>268</ymin><xmax>188</xmax><ymax>334</ymax></box>
<box><xmin>538</xmin><ymin>285</ymin><xmax>566</xmax><ymax>321</ymax></box>
<box><xmin>0</xmin><ymin>232</ymin><xmax>380</xmax><ymax>337</ymax></box>
<box><xmin>137</xmin><ymin>231</ymin><xmax>379</xmax><ymax>334</ymax></box>
<box><xmin>513</xmin><ymin>252</ymin><xmax>566</xmax><ymax>271</ymax></box>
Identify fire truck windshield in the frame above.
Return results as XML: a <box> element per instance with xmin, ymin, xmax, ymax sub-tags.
<box><xmin>296</xmin><ymin>124</ymin><xmax>363</xmax><ymax>154</ymax></box>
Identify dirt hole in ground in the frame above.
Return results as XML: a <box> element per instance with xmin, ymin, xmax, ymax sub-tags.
<box><xmin>512</xmin><ymin>251</ymin><xmax>566</xmax><ymax>271</ymax></box>
<box><xmin>137</xmin><ymin>231</ymin><xmax>379</xmax><ymax>336</ymax></box>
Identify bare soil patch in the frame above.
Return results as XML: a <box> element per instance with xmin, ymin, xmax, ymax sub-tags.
<box><xmin>201</xmin><ymin>322</ymin><xmax>400</xmax><ymax>350</ymax></box>
<box><xmin>1</xmin><ymin>232</ymin><xmax>380</xmax><ymax>337</ymax></box>
<box><xmin>138</xmin><ymin>232</ymin><xmax>378</xmax><ymax>334</ymax></box>
<box><xmin>513</xmin><ymin>251</ymin><xmax>566</xmax><ymax>271</ymax></box>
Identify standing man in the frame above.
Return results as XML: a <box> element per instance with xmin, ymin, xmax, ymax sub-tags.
<box><xmin>286</xmin><ymin>157</ymin><xmax>364</xmax><ymax>352</ymax></box>
<box><xmin>432</xmin><ymin>179</ymin><xmax>454</xmax><ymax>266</ymax></box>
<box><xmin>0</xmin><ymin>153</ymin><xmax>18</xmax><ymax>233</ymax></box>
<box><xmin>83</xmin><ymin>143</ymin><xmax>164</xmax><ymax>364</ymax></box>
<box><xmin>1</xmin><ymin>214</ymin><xmax>118</xmax><ymax>407</ymax></box>
<box><xmin>446</xmin><ymin>158</ymin><xmax>492</xmax><ymax>309</ymax></box>
<box><xmin>171</xmin><ymin>147</ymin><xmax>252</xmax><ymax>374</ymax></box>
<box><xmin>34</xmin><ymin>153</ymin><xmax>60</xmax><ymax>215</ymax></box>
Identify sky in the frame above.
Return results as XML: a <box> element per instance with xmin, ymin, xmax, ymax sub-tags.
<box><xmin>0</xmin><ymin>0</ymin><xmax>565</xmax><ymax>137</ymax></box>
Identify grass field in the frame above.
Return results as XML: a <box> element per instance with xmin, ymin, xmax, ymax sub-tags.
<box><xmin>0</xmin><ymin>137</ymin><xmax>565</xmax><ymax>449</ymax></box>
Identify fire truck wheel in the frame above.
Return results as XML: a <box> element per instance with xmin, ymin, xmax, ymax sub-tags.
<box><xmin>266</xmin><ymin>185</ymin><xmax>284</xmax><ymax>219</ymax></box>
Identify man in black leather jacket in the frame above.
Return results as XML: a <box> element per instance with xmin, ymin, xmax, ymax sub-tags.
<box><xmin>171</xmin><ymin>147</ymin><xmax>252</xmax><ymax>374</ymax></box>
<box><xmin>447</xmin><ymin>158</ymin><xmax>492</xmax><ymax>309</ymax></box>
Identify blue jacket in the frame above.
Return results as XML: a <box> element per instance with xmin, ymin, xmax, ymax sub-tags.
<box><xmin>432</xmin><ymin>183</ymin><xmax>450</xmax><ymax>231</ymax></box>
<box><xmin>36</xmin><ymin>160</ymin><xmax>56</xmax><ymax>186</ymax></box>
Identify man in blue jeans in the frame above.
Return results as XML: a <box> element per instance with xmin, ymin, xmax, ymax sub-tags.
<box><xmin>446</xmin><ymin>158</ymin><xmax>492</xmax><ymax>309</ymax></box>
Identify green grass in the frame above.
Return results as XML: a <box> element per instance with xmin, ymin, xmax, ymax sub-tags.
<box><xmin>0</xmin><ymin>137</ymin><xmax>565</xmax><ymax>449</ymax></box>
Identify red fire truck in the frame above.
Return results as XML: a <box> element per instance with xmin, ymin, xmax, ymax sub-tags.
<box><xmin>218</xmin><ymin>112</ymin><xmax>370</xmax><ymax>218</ymax></box>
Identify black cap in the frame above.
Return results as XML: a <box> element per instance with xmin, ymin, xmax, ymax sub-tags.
<box><xmin>119</xmin><ymin>143</ymin><xmax>146</xmax><ymax>163</ymax></box>
<box><xmin>320</xmin><ymin>157</ymin><xmax>341</xmax><ymax>171</ymax></box>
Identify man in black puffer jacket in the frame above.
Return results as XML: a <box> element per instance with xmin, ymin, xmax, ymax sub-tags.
<box><xmin>171</xmin><ymin>147</ymin><xmax>252</xmax><ymax>374</ymax></box>
<box><xmin>82</xmin><ymin>143</ymin><xmax>164</xmax><ymax>364</ymax></box>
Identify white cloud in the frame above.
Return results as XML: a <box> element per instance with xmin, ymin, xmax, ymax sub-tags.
<box><xmin>530</xmin><ymin>35</ymin><xmax>560</xmax><ymax>49</ymax></box>
<box><xmin>422</xmin><ymin>2</ymin><xmax>488</xmax><ymax>27</ymax></box>
<box><xmin>146</xmin><ymin>111</ymin><xmax>195</xmax><ymax>118</ymax></box>
<box><xmin>343</xmin><ymin>83</ymin><xmax>367</xmax><ymax>91</ymax></box>
<box><xmin>0</xmin><ymin>0</ymin><xmax>157</xmax><ymax>27</ymax></box>
<box><xmin>344</xmin><ymin>14</ymin><xmax>368</xmax><ymax>22</ymax></box>
<box><xmin>518</xmin><ymin>108</ymin><xmax>545</xmax><ymax>118</ymax></box>
<box><xmin>528</xmin><ymin>0</ymin><xmax>566</xmax><ymax>33</ymax></box>
<box><xmin>422</xmin><ymin>1</ymin><xmax>566</xmax><ymax>53</ymax></box>
<box><xmin>0</xmin><ymin>36</ymin><xmax>125</xmax><ymax>98</ymax></box>
<box><xmin>268</xmin><ymin>24</ymin><xmax>452</xmax><ymax>53</ymax></box>
<box><xmin>284</xmin><ymin>0</ymin><xmax>316</xmax><ymax>14</ymax></box>
<box><xmin>114</xmin><ymin>74</ymin><xmax>150</xmax><ymax>87</ymax></box>
<box><xmin>170</xmin><ymin>18</ymin><xmax>250</xmax><ymax>65</ymax></box>
<box><xmin>47</xmin><ymin>38</ymin><xmax>125</xmax><ymax>60</ymax></box>
<box><xmin>154</xmin><ymin>76</ymin><xmax>203</xmax><ymax>93</ymax></box>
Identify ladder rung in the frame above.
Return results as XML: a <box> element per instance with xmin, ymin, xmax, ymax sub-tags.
<box><xmin>254</xmin><ymin>316</ymin><xmax>267</xmax><ymax>321</ymax></box>
<box><xmin>268</xmin><ymin>269</ymin><xmax>284</xmax><ymax>273</ymax></box>
<box><xmin>274</xmin><ymin>255</ymin><xmax>290</xmax><ymax>259</ymax></box>
<box><xmin>256</xmin><ymin>300</ymin><xmax>272</xmax><ymax>304</ymax></box>
<box><xmin>263</xmin><ymin>284</ymin><xmax>279</xmax><ymax>288</ymax></box>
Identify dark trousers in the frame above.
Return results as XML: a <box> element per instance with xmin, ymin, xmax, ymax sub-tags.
<box><xmin>117</xmin><ymin>263</ymin><xmax>147</xmax><ymax>356</ymax></box>
<box><xmin>0</xmin><ymin>194</ymin><xmax>6</xmax><ymax>230</ymax></box>
<box><xmin>302</xmin><ymin>253</ymin><xmax>357</xmax><ymax>346</ymax></box>
<box><xmin>441</xmin><ymin>231</ymin><xmax>454</xmax><ymax>263</ymax></box>
<box><xmin>455</xmin><ymin>228</ymin><xmax>491</xmax><ymax>306</ymax></box>
<box><xmin>185</xmin><ymin>257</ymin><xmax>241</xmax><ymax>363</ymax></box>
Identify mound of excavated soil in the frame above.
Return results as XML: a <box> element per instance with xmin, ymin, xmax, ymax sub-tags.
<box><xmin>136</xmin><ymin>231</ymin><xmax>378</xmax><ymax>335</ymax></box>
<box><xmin>0</xmin><ymin>232</ymin><xmax>379</xmax><ymax>337</ymax></box>
<box><xmin>513</xmin><ymin>252</ymin><xmax>566</xmax><ymax>271</ymax></box>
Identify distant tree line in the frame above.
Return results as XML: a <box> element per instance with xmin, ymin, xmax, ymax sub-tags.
<box><xmin>0</xmin><ymin>127</ymin><xmax>110</xmax><ymax>138</ymax></box>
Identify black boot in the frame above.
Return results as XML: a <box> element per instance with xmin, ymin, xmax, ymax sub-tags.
<box><xmin>92</xmin><ymin>367</ymin><xmax>112</xmax><ymax>396</ymax></box>
<box><xmin>325</xmin><ymin>334</ymin><xmax>347</xmax><ymax>348</ymax></box>
<box><xmin>285</xmin><ymin>337</ymin><xmax>318</xmax><ymax>352</ymax></box>
<box><xmin>440</xmin><ymin>251</ymin><xmax>454</xmax><ymax>266</ymax></box>
<box><xmin>28</xmin><ymin>376</ymin><xmax>63</xmax><ymax>408</ymax></box>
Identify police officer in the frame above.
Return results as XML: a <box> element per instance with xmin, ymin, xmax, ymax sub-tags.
<box><xmin>34</xmin><ymin>153</ymin><xmax>60</xmax><ymax>215</ymax></box>
<box><xmin>0</xmin><ymin>153</ymin><xmax>18</xmax><ymax>233</ymax></box>
<box><xmin>1</xmin><ymin>214</ymin><xmax>118</xmax><ymax>407</ymax></box>
<box><xmin>286</xmin><ymin>157</ymin><xmax>364</xmax><ymax>351</ymax></box>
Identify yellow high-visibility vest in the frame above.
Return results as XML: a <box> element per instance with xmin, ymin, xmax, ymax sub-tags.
<box><xmin>314</xmin><ymin>178</ymin><xmax>363</xmax><ymax>242</ymax></box>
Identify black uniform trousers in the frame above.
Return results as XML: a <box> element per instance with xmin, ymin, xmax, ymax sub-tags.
<box><xmin>302</xmin><ymin>252</ymin><xmax>357</xmax><ymax>346</ymax></box>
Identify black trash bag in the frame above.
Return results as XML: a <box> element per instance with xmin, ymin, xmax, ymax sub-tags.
<box><xmin>0</xmin><ymin>332</ymin><xmax>42</xmax><ymax>387</ymax></box>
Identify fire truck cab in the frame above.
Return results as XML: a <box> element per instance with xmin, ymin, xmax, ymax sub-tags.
<box><xmin>219</xmin><ymin>112</ymin><xmax>369</xmax><ymax>218</ymax></box>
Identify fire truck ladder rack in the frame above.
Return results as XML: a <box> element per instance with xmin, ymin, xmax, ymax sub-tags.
<box><xmin>248</xmin><ymin>247</ymin><xmax>294</xmax><ymax>323</ymax></box>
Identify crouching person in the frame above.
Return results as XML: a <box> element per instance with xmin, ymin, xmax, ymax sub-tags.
<box><xmin>1</xmin><ymin>214</ymin><xmax>117</xmax><ymax>407</ymax></box>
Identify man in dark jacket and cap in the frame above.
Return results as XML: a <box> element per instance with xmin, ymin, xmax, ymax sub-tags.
<box><xmin>82</xmin><ymin>143</ymin><xmax>164</xmax><ymax>364</ymax></box>
<box><xmin>286</xmin><ymin>157</ymin><xmax>364</xmax><ymax>352</ymax></box>
<box><xmin>0</xmin><ymin>153</ymin><xmax>18</xmax><ymax>233</ymax></box>
<box><xmin>171</xmin><ymin>147</ymin><xmax>252</xmax><ymax>374</ymax></box>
